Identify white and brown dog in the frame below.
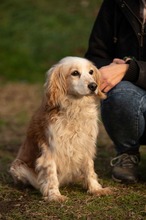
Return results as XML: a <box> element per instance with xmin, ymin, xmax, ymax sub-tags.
<box><xmin>10</xmin><ymin>56</ymin><xmax>111</xmax><ymax>202</ymax></box>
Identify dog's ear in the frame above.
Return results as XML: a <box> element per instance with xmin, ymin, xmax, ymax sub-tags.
<box><xmin>44</xmin><ymin>64</ymin><xmax>67</xmax><ymax>107</ymax></box>
<box><xmin>93</xmin><ymin>67</ymin><xmax>106</xmax><ymax>99</ymax></box>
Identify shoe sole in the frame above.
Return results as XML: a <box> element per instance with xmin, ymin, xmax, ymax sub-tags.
<box><xmin>112</xmin><ymin>175</ymin><xmax>122</xmax><ymax>183</ymax></box>
<box><xmin>112</xmin><ymin>175</ymin><xmax>138</xmax><ymax>184</ymax></box>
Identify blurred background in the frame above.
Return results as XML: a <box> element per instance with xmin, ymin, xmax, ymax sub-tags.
<box><xmin>0</xmin><ymin>0</ymin><xmax>102</xmax><ymax>83</ymax></box>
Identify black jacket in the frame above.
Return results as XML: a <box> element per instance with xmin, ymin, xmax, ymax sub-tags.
<box><xmin>85</xmin><ymin>0</ymin><xmax>146</xmax><ymax>90</ymax></box>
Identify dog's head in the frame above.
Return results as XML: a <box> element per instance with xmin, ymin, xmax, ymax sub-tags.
<box><xmin>45</xmin><ymin>56</ymin><xmax>106</xmax><ymax>107</ymax></box>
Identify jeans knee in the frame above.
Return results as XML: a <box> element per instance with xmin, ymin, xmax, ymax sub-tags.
<box><xmin>101</xmin><ymin>81</ymin><xmax>142</xmax><ymax>113</ymax></box>
<box><xmin>101</xmin><ymin>81</ymin><xmax>146</xmax><ymax>145</ymax></box>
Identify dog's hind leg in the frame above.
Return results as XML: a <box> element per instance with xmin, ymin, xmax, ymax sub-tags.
<box><xmin>10</xmin><ymin>159</ymin><xmax>39</xmax><ymax>189</ymax></box>
<box><xmin>36</xmin><ymin>143</ymin><xmax>68</xmax><ymax>202</ymax></box>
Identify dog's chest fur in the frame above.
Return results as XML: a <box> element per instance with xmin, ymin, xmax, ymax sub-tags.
<box><xmin>47</xmin><ymin>97</ymin><xmax>99</xmax><ymax>185</ymax></box>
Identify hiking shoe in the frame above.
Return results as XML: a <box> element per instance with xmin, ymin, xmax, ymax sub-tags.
<box><xmin>110</xmin><ymin>153</ymin><xmax>140</xmax><ymax>183</ymax></box>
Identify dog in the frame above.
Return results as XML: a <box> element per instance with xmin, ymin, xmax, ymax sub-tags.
<box><xmin>10</xmin><ymin>56</ymin><xmax>111</xmax><ymax>202</ymax></box>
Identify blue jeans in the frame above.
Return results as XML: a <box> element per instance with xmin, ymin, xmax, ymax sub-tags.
<box><xmin>101</xmin><ymin>81</ymin><xmax>146</xmax><ymax>155</ymax></box>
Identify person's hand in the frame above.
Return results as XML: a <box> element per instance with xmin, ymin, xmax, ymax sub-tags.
<box><xmin>100</xmin><ymin>60</ymin><xmax>129</xmax><ymax>93</ymax></box>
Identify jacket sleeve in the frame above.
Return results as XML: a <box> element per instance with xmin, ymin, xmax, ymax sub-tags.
<box><xmin>135</xmin><ymin>61</ymin><xmax>146</xmax><ymax>89</ymax></box>
<box><xmin>132</xmin><ymin>61</ymin><xmax>146</xmax><ymax>89</ymax></box>
<box><xmin>123</xmin><ymin>60</ymin><xmax>146</xmax><ymax>90</ymax></box>
<box><xmin>85</xmin><ymin>0</ymin><xmax>116</xmax><ymax>68</ymax></box>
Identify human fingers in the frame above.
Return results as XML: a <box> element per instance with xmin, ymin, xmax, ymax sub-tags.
<box><xmin>113</xmin><ymin>58</ymin><xmax>125</xmax><ymax>64</ymax></box>
<box><xmin>100</xmin><ymin>82</ymin><xmax>108</xmax><ymax>91</ymax></box>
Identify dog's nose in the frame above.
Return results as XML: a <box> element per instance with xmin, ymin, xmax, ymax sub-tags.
<box><xmin>88</xmin><ymin>82</ymin><xmax>97</xmax><ymax>92</ymax></box>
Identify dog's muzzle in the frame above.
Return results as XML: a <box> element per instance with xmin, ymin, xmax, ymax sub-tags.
<box><xmin>88</xmin><ymin>82</ymin><xmax>97</xmax><ymax>92</ymax></box>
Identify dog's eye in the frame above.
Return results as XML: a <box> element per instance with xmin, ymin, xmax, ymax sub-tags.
<box><xmin>71</xmin><ymin>70</ymin><xmax>80</xmax><ymax>76</ymax></box>
<box><xmin>89</xmin><ymin>70</ymin><xmax>94</xmax><ymax>75</ymax></box>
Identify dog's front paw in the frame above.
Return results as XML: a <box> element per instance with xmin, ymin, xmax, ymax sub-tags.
<box><xmin>88</xmin><ymin>187</ymin><xmax>112</xmax><ymax>196</ymax></box>
<box><xmin>43</xmin><ymin>194</ymin><xmax>68</xmax><ymax>202</ymax></box>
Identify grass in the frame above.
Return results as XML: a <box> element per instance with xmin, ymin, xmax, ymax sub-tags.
<box><xmin>0</xmin><ymin>0</ymin><xmax>102</xmax><ymax>83</ymax></box>
<box><xmin>0</xmin><ymin>0</ymin><xmax>146</xmax><ymax>219</ymax></box>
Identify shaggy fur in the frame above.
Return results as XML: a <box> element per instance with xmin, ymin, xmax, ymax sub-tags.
<box><xmin>10</xmin><ymin>56</ymin><xmax>111</xmax><ymax>202</ymax></box>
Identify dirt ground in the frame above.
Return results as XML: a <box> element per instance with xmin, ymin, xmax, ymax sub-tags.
<box><xmin>0</xmin><ymin>83</ymin><xmax>42</xmax><ymax>148</ymax></box>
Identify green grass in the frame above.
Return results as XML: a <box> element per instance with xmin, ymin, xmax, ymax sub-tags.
<box><xmin>0</xmin><ymin>0</ymin><xmax>102</xmax><ymax>83</ymax></box>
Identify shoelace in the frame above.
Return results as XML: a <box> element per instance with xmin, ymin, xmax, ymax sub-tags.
<box><xmin>110</xmin><ymin>153</ymin><xmax>139</xmax><ymax>168</ymax></box>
